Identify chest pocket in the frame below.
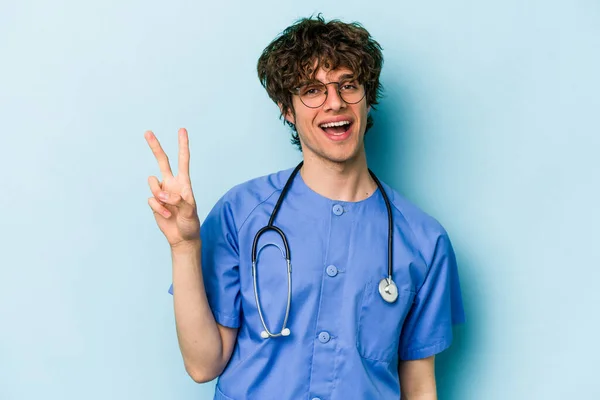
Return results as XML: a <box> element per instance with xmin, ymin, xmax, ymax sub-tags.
<box><xmin>356</xmin><ymin>279</ymin><xmax>415</xmax><ymax>363</ymax></box>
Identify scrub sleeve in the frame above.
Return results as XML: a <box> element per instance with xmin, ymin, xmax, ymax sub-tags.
<box><xmin>398</xmin><ymin>233</ymin><xmax>465</xmax><ymax>360</ymax></box>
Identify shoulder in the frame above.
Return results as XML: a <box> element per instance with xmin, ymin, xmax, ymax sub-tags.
<box><xmin>380</xmin><ymin>181</ymin><xmax>450</xmax><ymax>261</ymax></box>
<box><xmin>207</xmin><ymin>167</ymin><xmax>294</xmax><ymax>232</ymax></box>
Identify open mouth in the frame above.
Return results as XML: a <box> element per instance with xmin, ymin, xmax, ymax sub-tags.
<box><xmin>319</xmin><ymin>120</ymin><xmax>353</xmax><ymax>136</ymax></box>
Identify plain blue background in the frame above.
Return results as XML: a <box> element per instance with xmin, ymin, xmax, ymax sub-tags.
<box><xmin>1</xmin><ymin>0</ymin><xmax>599</xmax><ymax>399</ymax></box>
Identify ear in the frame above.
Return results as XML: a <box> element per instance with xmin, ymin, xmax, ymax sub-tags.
<box><xmin>278</xmin><ymin>102</ymin><xmax>295</xmax><ymax>125</ymax></box>
<box><xmin>367</xmin><ymin>105</ymin><xmax>372</xmax><ymax>114</ymax></box>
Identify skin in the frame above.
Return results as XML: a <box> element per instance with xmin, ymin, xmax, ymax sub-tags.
<box><xmin>145</xmin><ymin>129</ymin><xmax>237</xmax><ymax>383</ymax></box>
<box><xmin>399</xmin><ymin>355</ymin><xmax>437</xmax><ymax>400</ymax></box>
<box><xmin>145</xmin><ymin>66</ymin><xmax>438</xmax><ymax>397</ymax></box>
<box><xmin>282</xmin><ymin>67</ymin><xmax>377</xmax><ymax>202</ymax></box>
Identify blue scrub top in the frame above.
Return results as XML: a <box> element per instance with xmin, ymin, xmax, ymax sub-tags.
<box><xmin>168</xmin><ymin>167</ymin><xmax>465</xmax><ymax>400</ymax></box>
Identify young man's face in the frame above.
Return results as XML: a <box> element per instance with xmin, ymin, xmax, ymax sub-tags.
<box><xmin>284</xmin><ymin>66</ymin><xmax>371</xmax><ymax>166</ymax></box>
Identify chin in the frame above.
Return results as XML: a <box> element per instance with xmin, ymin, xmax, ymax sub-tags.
<box><xmin>321</xmin><ymin>147</ymin><xmax>363</xmax><ymax>165</ymax></box>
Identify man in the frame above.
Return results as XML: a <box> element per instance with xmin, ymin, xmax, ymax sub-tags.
<box><xmin>145</xmin><ymin>15</ymin><xmax>464</xmax><ymax>400</ymax></box>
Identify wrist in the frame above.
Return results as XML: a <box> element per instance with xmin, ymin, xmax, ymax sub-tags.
<box><xmin>170</xmin><ymin>239</ymin><xmax>201</xmax><ymax>254</ymax></box>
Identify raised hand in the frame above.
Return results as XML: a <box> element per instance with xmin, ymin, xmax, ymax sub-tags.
<box><xmin>145</xmin><ymin>128</ymin><xmax>200</xmax><ymax>248</ymax></box>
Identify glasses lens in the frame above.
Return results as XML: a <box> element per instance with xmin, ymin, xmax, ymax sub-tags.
<box><xmin>298</xmin><ymin>82</ymin><xmax>327</xmax><ymax>108</ymax></box>
<box><xmin>338</xmin><ymin>81</ymin><xmax>365</xmax><ymax>104</ymax></box>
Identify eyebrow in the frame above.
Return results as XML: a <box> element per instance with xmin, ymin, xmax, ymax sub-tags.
<box><xmin>336</xmin><ymin>73</ymin><xmax>356</xmax><ymax>81</ymax></box>
<box><xmin>301</xmin><ymin>74</ymin><xmax>358</xmax><ymax>86</ymax></box>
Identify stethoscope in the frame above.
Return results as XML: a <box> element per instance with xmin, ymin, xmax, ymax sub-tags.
<box><xmin>251</xmin><ymin>161</ymin><xmax>398</xmax><ymax>339</ymax></box>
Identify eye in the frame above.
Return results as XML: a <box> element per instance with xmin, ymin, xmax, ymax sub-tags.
<box><xmin>300</xmin><ymin>84</ymin><xmax>325</xmax><ymax>97</ymax></box>
<box><xmin>340</xmin><ymin>82</ymin><xmax>359</xmax><ymax>91</ymax></box>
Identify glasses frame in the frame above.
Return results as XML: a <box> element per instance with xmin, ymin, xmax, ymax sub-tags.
<box><xmin>292</xmin><ymin>80</ymin><xmax>367</xmax><ymax>109</ymax></box>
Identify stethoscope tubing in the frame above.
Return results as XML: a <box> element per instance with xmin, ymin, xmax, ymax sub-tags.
<box><xmin>368</xmin><ymin>170</ymin><xmax>394</xmax><ymax>280</ymax></box>
<box><xmin>251</xmin><ymin>161</ymin><xmax>396</xmax><ymax>339</ymax></box>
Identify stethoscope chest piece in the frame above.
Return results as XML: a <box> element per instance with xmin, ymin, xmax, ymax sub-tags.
<box><xmin>379</xmin><ymin>277</ymin><xmax>399</xmax><ymax>303</ymax></box>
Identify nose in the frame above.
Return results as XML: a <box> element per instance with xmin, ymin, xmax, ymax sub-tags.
<box><xmin>322</xmin><ymin>83</ymin><xmax>346</xmax><ymax>112</ymax></box>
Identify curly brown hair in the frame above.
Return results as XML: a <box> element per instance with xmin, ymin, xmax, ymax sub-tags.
<box><xmin>257</xmin><ymin>14</ymin><xmax>384</xmax><ymax>149</ymax></box>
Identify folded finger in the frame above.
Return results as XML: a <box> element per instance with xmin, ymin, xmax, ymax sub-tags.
<box><xmin>156</xmin><ymin>191</ymin><xmax>184</xmax><ymax>207</ymax></box>
<box><xmin>148</xmin><ymin>197</ymin><xmax>171</xmax><ymax>218</ymax></box>
<box><xmin>148</xmin><ymin>176</ymin><xmax>163</xmax><ymax>198</ymax></box>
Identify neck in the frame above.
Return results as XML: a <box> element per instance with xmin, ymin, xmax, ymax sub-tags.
<box><xmin>300</xmin><ymin>150</ymin><xmax>377</xmax><ymax>202</ymax></box>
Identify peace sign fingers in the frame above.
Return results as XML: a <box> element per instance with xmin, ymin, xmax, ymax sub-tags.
<box><xmin>145</xmin><ymin>130</ymin><xmax>173</xmax><ymax>180</ymax></box>
<box><xmin>177</xmin><ymin>128</ymin><xmax>191</xmax><ymax>182</ymax></box>
<box><xmin>145</xmin><ymin>128</ymin><xmax>201</xmax><ymax>247</ymax></box>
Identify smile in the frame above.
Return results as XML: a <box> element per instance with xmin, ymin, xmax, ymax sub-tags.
<box><xmin>319</xmin><ymin>120</ymin><xmax>353</xmax><ymax>136</ymax></box>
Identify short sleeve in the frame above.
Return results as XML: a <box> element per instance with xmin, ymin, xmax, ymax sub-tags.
<box><xmin>399</xmin><ymin>233</ymin><xmax>465</xmax><ymax>360</ymax></box>
<box><xmin>168</xmin><ymin>196</ymin><xmax>242</xmax><ymax>329</ymax></box>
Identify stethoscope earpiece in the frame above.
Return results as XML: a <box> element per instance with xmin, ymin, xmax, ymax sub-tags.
<box><xmin>260</xmin><ymin>328</ymin><xmax>291</xmax><ymax>340</ymax></box>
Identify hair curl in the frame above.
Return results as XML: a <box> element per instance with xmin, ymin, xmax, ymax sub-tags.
<box><xmin>257</xmin><ymin>14</ymin><xmax>384</xmax><ymax>149</ymax></box>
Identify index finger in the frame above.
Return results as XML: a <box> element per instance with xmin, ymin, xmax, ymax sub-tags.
<box><xmin>178</xmin><ymin>128</ymin><xmax>191</xmax><ymax>181</ymax></box>
<box><xmin>144</xmin><ymin>130</ymin><xmax>173</xmax><ymax>179</ymax></box>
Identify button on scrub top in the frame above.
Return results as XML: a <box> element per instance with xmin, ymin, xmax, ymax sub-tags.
<box><xmin>168</xmin><ymin>167</ymin><xmax>465</xmax><ymax>400</ymax></box>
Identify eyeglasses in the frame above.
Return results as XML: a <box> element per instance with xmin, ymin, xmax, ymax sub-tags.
<box><xmin>293</xmin><ymin>79</ymin><xmax>366</xmax><ymax>108</ymax></box>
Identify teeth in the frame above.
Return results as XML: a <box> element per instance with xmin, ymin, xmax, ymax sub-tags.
<box><xmin>320</xmin><ymin>120</ymin><xmax>351</xmax><ymax>128</ymax></box>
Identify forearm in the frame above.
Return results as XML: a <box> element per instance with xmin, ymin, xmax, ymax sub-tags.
<box><xmin>399</xmin><ymin>356</ymin><xmax>437</xmax><ymax>400</ymax></box>
<box><xmin>400</xmin><ymin>392</ymin><xmax>437</xmax><ymax>400</ymax></box>
<box><xmin>171</xmin><ymin>240</ymin><xmax>224</xmax><ymax>381</ymax></box>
